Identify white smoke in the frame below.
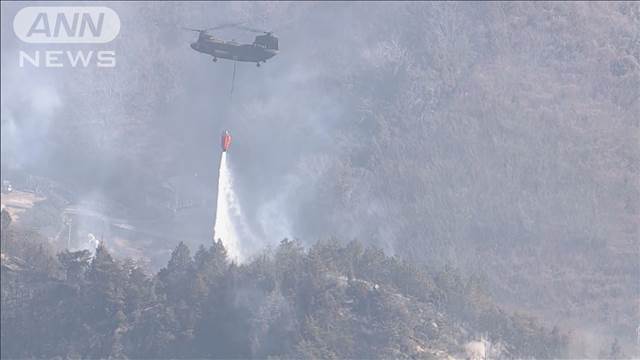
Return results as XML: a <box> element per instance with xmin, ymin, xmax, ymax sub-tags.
<box><xmin>0</xmin><ymin>62</ymin><xmax>62</xmax><ymax>170</ymax></box>
<box><xmin>213</xmin><ymin>151</ymin><xmax>256</xmax><ymax>262</ymax></box>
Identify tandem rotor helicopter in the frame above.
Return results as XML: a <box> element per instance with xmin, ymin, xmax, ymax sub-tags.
<box><xmin>184</xmin><ymin>23</ymin><xmax>279</xmax><ymax>67</ymax></box>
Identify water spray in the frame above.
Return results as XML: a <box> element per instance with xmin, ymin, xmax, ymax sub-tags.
<box><xmin>213</xmin><ymin>132</ymin><xmax>254</xmax><ymax>262</ymax></box>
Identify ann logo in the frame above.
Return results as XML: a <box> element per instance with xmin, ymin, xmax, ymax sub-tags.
<box><xmin>14</xmin><ymin>7</ymin><xmax>120</xmax><ymax>44</ymax></box>
<box><xmin>27</xmin><ymin>12</ymin><xmax>104</xmax><ymax>38</ymax></box>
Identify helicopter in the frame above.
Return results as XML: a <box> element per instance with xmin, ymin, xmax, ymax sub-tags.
<box><xmin>185</xmin><ymin>24</ymin><xmax>278</xmax><ymax>67</ymax></box>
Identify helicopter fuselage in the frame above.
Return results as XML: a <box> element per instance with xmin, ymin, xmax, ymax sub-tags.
<box><xmin>190</xmin><ymin>38</ymin><xmax>277</xmax><ymax>63</ymax></box>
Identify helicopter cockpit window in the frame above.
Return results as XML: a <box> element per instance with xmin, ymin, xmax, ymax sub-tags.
<box><xmin>255</xmin><ymin>35</ymin><xmax>278</xmax><ymax>50</ymax></box>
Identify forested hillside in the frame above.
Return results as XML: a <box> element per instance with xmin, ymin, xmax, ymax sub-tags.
<box><xmin>2</xmin><ymin>210</ymin><xmax>573</xmax><ymax>359</ymax></box>
<box><xmin>282</xmin><ymin>3</ymin><xmax>640</xmax><ymax>350</ymax></box>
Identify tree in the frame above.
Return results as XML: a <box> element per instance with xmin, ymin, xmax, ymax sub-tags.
<box><xmin>58</xmin><ymin>250</ymin><xmax>92</xmax><ymax>282</ymax></box>
<box><xmin>83</xmin><ymin>243</ymin><xmax>128</xmax><ymax>358</ymax></box>
<box><xmin>155</xmin><ymin>242</ymin><xmax>197</xmax><ymax>357</ymax></box>
<box><xmin>156</xmin><ymin>242</ymin><xmax>196</xmax><ymax>304</ymax></box>
<box><xmin>0</xmin><ymin>209</ymin><xmax>11</xmax><ymax>253</ymax></box>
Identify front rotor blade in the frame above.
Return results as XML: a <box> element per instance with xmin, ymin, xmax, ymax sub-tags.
<box><xmin>182</xmin><ymin>27</ymin><xmax>204</xmax><ymax>33</ymax></box>
<box><xmin>207</xmin><ymin>22</ymin><xmax>243</xmax><ymax>31</ymax></box>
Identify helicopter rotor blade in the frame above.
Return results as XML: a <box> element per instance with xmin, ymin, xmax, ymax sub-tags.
<box><xmin>234</xmin><ymin>24</ymin><xmax>272</xmax><ymax>34</ymax></box>
<box><xmin>206</xmin><ymin>22</ymin><xmax>243</xmax><ymax>32</ymax></box>
<box><xmin>182</xmin><ymin>22</ymin><xmax>242</xmax><ymax>34</ymax></box>
<box><xmin>182</xmin><ymin>27</ymin><xmax>206</xmax><ymax>33</ymax></box>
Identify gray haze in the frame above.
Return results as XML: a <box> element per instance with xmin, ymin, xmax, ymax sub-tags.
<box><xmin>1</xmin><ymin>1</ymin><xmax>638</xmax><ymax>353</ymax></box>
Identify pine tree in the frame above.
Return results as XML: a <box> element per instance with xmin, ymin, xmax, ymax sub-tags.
<box><xmin>155</xmin><ymin>242</ymin><xmax>197</xmax><ymax>357</ymax></box>
<box><xmin>157</xmin><ymin>242</ymin><xmax>194</xmax><ymax>304</ymax></box>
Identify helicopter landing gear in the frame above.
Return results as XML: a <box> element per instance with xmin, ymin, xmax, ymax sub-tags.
<box><xmin>212</xmin><ymin>57</ymin><xmax>218</xmax><ymax>62</ymax></box>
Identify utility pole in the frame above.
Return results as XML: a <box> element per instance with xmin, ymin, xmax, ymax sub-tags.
<box><xmin>67</xmin><ymin>217</ymin><xmax>72</xmax><ymax>249</ymax></box>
